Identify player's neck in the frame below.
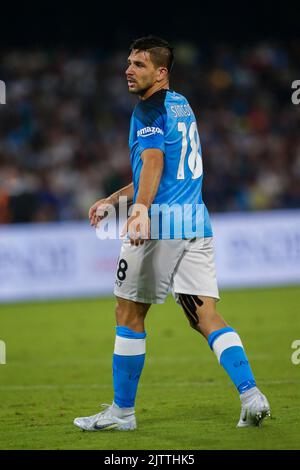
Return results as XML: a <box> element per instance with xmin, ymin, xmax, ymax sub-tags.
<box><xmin>140</xmin><ymin>81</ymin><xmax>169</xmax><ymax>101</ymax></box>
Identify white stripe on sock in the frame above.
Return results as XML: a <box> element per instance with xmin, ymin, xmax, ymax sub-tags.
<box><xmin>114</xmin><ymin>336</ymin><xmax>146</xmax><ymax>356</ymax></box>
<box><xmin>212</xmin><ymin>332</ymin><xmax>243</xmax><ymax>362</ymax></box>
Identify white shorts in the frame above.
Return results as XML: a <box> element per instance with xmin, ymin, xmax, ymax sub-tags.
<box><xmin>114</xmin><ymin>237</ymin><xmax>219</xmax><ymax>304</ymax></box>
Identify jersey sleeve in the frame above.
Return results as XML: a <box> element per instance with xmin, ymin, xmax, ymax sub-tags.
<box><xmin>133</xmin><ymin>100</ymin><xmax>166</xmax><ymax>154</ymax></box>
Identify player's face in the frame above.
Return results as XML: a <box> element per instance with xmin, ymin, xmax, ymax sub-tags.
<box><xmin>126</xmin><ymin>50</ymin><xmax>160</xmax><ymax>96</ymax></box>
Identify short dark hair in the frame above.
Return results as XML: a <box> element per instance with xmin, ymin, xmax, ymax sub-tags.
<box><xmin>129</xmin><ymin>35</ymin><xmax>174</xmax><ymax>73</ymax></box>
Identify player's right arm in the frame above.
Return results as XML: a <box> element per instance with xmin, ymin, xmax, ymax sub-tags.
<box><xmin>89</xmin><ymin>182</ymin><xmax>134</xmax><ymax>227</ymax></box>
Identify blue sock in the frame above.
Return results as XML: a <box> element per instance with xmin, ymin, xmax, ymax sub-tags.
<box><xmin>208</xmin><ymin>327</ymin><xmax>256</xmax><ymax>394</ymax></box>
<box><xmin>113</xmin><ymin>326</ymin><xmax>146</xmax><ymax>408</ymax></box>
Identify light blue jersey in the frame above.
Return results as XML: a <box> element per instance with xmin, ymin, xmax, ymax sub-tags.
<box><xmin>129</xmin><ymin>89</ymin><xmax>212</xmax><ymax>239</ymax></box>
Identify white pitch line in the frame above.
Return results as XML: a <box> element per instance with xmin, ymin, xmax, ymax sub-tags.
<box><xmin>0</xmin><ymin>378</ymin><xmax>299</xmax><ymax>391</ymax></box>
<box><xmin>0</xmin><ymin>382</ymin><xmax>218</xmax><ymax>391</ymax></box>
<box><xmin>2</xmin><ymin>354</ymin><xmax>271</xmax><ymax>367</ymax></box>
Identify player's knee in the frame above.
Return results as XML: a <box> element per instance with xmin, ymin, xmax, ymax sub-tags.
<box><xmin>178</xmin><ymin>294</ymin><xmax>202</xmax><ymax>331</ymax></box>
<box><xmin>115</xmin><ymin>301</ymin><xmax>131</xmax><ymax>326</ymax></box>
<box><xmin>115</xmin><ymin>301</ymin><xmax>123</xmax><ymax>321</ymax></box>
<box><xmin>115</xmin><ymin>300</ymin><xmax>145</xmax><ymax>332</ymax></box>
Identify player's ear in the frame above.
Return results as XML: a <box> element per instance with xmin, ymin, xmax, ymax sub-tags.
<box><xmin>156</xmin><ymin>66</ymin><xmax>168</xmax><ymax>82</ymax></box>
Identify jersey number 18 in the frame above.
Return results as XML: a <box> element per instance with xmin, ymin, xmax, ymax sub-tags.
<box><xmin>177</xmin><ymin>121</ymin><xmax>203</xmax><ymax>180</ymax></box>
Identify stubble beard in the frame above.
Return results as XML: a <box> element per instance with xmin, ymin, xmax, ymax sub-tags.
<box><xmin>128</xmin><ymin>81</ymin><xmax>152</xmax><ymax>97</ymax></box>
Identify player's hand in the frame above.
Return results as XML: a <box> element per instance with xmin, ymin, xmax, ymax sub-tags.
<box><xmin>121</xmin><ymin>203</ymin><xmax>150</xmax><ymax>246</ymax></box>
<box><xmin>88</xmin><ymin>197</ymin><xmax>115</xmax><ymax>228</ymax></box>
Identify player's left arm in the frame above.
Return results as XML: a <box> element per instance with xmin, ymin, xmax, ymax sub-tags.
<box><xmin>122</xmin><ymin>148</ymin><xmax>164</xmax><ymax>246</ymax></box>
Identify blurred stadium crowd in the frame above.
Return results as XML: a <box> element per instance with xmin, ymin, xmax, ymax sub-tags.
<box><xmin>0</xmin><ymin>40</ymin><xmax>300</xmax><ymax>223</ymax></box>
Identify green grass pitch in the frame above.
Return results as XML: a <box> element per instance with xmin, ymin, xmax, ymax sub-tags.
<box><xmin>0</xmin><ymin>286</ymin><xmax>299</xmax><ymax>450</ymax></box>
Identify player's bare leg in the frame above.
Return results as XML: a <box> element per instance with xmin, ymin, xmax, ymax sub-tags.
<box><xmin>115</xmin><ymin>296</ymin><xmax>150</xmax><ymax>332</ymax></box>
<box><xmin>178</xmin><ymin>294</ymin><xmax>270</xmax><ymax>427</ymax></box>
<box><xmin>178</xmin><ymin>294</ymin><xmax>226</xmax><ymax>338</ymax></box>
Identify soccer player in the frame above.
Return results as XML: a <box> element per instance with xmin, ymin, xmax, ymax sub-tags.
<box><xmin>74</xmin><ymin>36</ymin><xmax>270</xmax><ymax>431</ymax></box>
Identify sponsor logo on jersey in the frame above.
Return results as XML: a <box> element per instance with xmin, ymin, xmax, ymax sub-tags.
<box><xmin>137</xmin><ymin>126</ymin><xmax>164</xmax><ymax>138</ymax></box>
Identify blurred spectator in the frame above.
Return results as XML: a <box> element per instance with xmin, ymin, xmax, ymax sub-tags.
<box><xmin>0</xmin><ymin>41</ymin><xmax>299</xmax><ymax>224</ymax></box>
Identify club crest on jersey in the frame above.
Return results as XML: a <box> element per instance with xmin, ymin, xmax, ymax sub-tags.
<box><xmin>137</xmin><ymin>126</ymin><xmax>164</xmax><ymax>138</ymax></box>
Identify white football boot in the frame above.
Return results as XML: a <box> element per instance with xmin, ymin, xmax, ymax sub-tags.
<box><xmin>73</xmin><ymin>403</ymin><xmax>136</xmax><ymax>431</ymax></box>
<box><xmin>237</xmin><ymin>387</ymin><xmax>271</xmax><ymax>428</ymax></box>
